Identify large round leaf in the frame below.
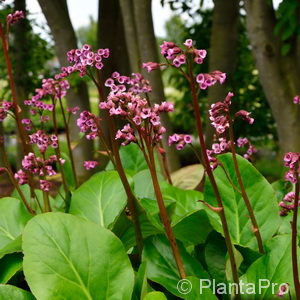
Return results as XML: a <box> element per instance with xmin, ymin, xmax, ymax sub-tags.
<box><xmin>143</xmin><ymin>235</ymin><xmax>212</xmax><ymax>297</ymax></box>
<box><xmin>0</xmin><ymin>284</ymin><xmax>35</xmax><ymax>300</ymax></box>
<box><xmin>171</xmin><ymin>164</ymin><xmax>204</xmax><ymax>190</ymax></box>
<box><xmin>0</xmin><ymin>197</ymin><xmax>32</xmax><ymax>250</ymax></box>
<box><xmin>240</xmin><ymin>235</ymin><xmax>297</xmax><ymax>299</ymax></box>
<box><xmin>203</xmin><ymin>154</ymin><xmax>281</xmax><ymax>251</ymax></box>
<box><xmin>22</xmin><ymin>213</ymin><xmax>134</xmax><ymax>300</ymax></box>
<box><xmin>69</xmin><ymin>171</ymin><xmax>128</xmax><ymax>229</ymax></box>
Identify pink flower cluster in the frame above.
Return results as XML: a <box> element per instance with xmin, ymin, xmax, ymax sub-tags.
<box><xmin>56</xmin><ymin>44</ymin><xmax>109</xmax><ymax>78</ymax></box>
<box><xmin>67</xmin><ymin>106</ymin><xmax>80</xmax><ymax>115</ymax></box>
<box><xmin>293</xmin><ymin>95</ymin><xmax>300</xmax><ymax>104</ymax></box>
<box><xmin>206</xmin><ymin>138</ymin><xmax>231</xmax><ymax>170</ymax></box>
<box><xmin>77</xmin><ymin>111</ymin><xmax>100</xmax><ymax>140</ymax></box>
<box><xmin>7</xmin><ymin>10</ymin><xmax>24</xmax><ymax>25</ymax></box>
<box><xmin>83</xmin><ymin>161</ymin><xmax>98</xmax><ymax>170</ymax></box>
<box><xmin>105</xmin><ymin>72</ymin><xmax>152</xmax><ymax>94</ymax></box>
<box><xmin>100</xmin><ymin>92</ymin><xmax>172</xmax><ymax>145</ymax></box>
<box><xmin>279</xmin><ymin>192</ymin><xmax>299</xmax><ymax>216</ymax></box>
<box><xmin>283</xmin><ymin>152</ymin><xmax>300</xmax><ymax>184</ymax></box>
<box><xmin>236</xmin><ymin>137</ymin><xmax>257</xmax><ymax>160</ymax></box>
<box><xmin>209</xmin><ymin>92</ymin><xmax>233</xmax><ymax>134</ymax></box>
<box><xmin>14</xmin><ymin>169</ymin><xmax>28</xmax><ymax>185</ymax></box>
<box><xmin>235</xmin><ymin>110</ymin><xmax>254</xmax><ymax>125</ymax></box>
<box><xmin>24</xmin><ymin>99</ymin><xmax>53</xmax><ymax>112</ymax></box>
<box><xmin>20</xmin><ymin>152</ymin><xmax>63</xmax><ymax>176</ymax></box>
<box><xmin>29</xmin><ymin>130</ymin><xmax>58</xmax><ymax>153</ymax></box>
<box><xmin>143</xmin><ymin>39</ymin><xmax>207</xmax><ymax>72</ymax></box>
<box><xmin>168</xmin><ymin>133</ymin><xmax>192</xmax><ymax>150</ymax></box>
<box><xmin>196</xmin><ymin>71</ymin><xmax>226</xmax><ymax>90</ymax></box>
<box><xmin>33</xmin><ymin>78</ymin><xmax>70</xmax><ymax>100</ymax></box>
<box><xmin>0</xmin><ymin>101</ymin><xmax>13</xmax><ymax>121</ymax></box>
<box><xmin>21</xmin><ymin>118</ymin><xmax>32</xmax><ymax>131</ymax></box>
<box><xmin>15</xmin><ymin>153</ymin><xmax>64</xmax><ymax>191</ymax></box>
<box><xmin>115</xmin><ymin>124</ymin><xmax>137</xmax><ymax>146</ymax></box>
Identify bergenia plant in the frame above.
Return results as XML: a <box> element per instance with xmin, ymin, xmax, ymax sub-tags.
<box><xmin>1</xmin><ymin>6</ymin><xmax>300</xmax><ymax>299</ymax></box>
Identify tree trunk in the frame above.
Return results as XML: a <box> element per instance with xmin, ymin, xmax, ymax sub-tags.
<box><xmin>37</xmin><ymin>0</ymin><xmax>93</xmax><ymax>181</ymax></box>
<box><xmin>13</xmin><ymin>0</ymin><xmax>29</xmax><ymax>166</ymax></box>
<box><xmin>245</xmin><ymin>0</ymin><xmax>300</xmax><ymax>154</ymax></box>
<box><xmin>205</xmin><ymin>0</ymin><xmax>240</xmax><ymax>147</ymax></box>
<box><xmin>132</xmin><ymin>0</ymin><xmax>180</xmax><ymax>171</ymax></box>
<box><xmin>119</xmin><ymin>0</ymin><xmax>140</xmax><ymax>73</ymax></box>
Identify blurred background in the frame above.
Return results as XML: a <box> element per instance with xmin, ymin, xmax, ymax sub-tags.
<box><xmin>1</xmin><ymin>0</ymin><xmax>300</xmax><ymax>193</ymax></box>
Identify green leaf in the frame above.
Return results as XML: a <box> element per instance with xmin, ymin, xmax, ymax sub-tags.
<box><xmin>203</xmin><ymin>154</ymin><xmax>281</xmax><ymax>251</ymax></box>
<box><xmin>143</xmin><ymin>291</ymin><xmax>168</xmax><ymax>300</ymax></box>
<box><xmin>0</xmin><ymin>284</ymin><xmax>35</xmax><ymax>300</ymax></box>
<box><xmin>61</xmin><ymin>152</ymin><xmax>76</xmax><ymax>190</ymax></box>
<box><xmin>204</xmin><ymin>232</ymin><xmax>227</xmax><ymax>284</ymax></box>
<box><xmin>0</xmin><ymin>253</ymin><xmax>23</xmax><ymax>283</ymax></box>
<box><xmin>143</xmin><ymin>235</ymin><xmax>210</xmax><ymax>297</ymax></box>
<box><xmin>171</xmin><ymin>164</ymin><xmax>204</xmax><ymax>190</ymax></box>
<box><xmin>22</xmin><ymin>213</ymin><xmax>134</xmax><ymax>300</ymax></box>
<box><xmin>173</xmin><ymin>210</ymin><xmax>212</xmax><ymax>245</ymax></box>
<box><xmin>69</xmin><ymin>171</ymin><xmax>128</xmax><ymax>228</ymax></box>
<box><xmin>133</xmin><ymin>170</ymin><xmax>166</xmax><ymax>200</ymax></box>
<box><xmin>11</xmin><ymin>186</ymin><xmax>44</xmax><ymax>214</ymax></box>
<box><xmin>240</xmin><ymin>235</ymin><xmax>297</xmax><ymax>299</ymax></box>
<box><xmin>106</xmin><ymin>144</ymin><xmax>148</xmax><ymax>175</ymax></box>
<box><xmin>0</xmin><ymin>236</ymin><xmax>22</xmax><ymax>259</ymax></box>
<box><xmin>0</xmin><ymin>197</ymin><xmax>32</xmax><ymax>250</ymax></box>
<box><xmin>132</xmin><ymin>262</ymin><xmax>150</xmax><ymax>299</ymax></box>
<box><xmin>183</xmin><ymin>276</ymin><xmax>218</xmax><ymax>300</ymax></box>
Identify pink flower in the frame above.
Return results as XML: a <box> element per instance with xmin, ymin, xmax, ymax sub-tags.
<box><xmin>293</xmin><ymin>95</ymin><xmax>300</xmax><ymax>104</ymax></box>
<box><xmin>168</xmin><ymin>134</ymin><xmax>192</xmax><ymax>150</ymax></box>
<box><xmin>0</xmin><ymin>101</ymin><xmax>13</xmax><ymax>122</ymax></box>
<box><xmin>77</xmin><ymin>111</ymin><xmax>100</xmax><ymax>140</ymax></box>
<box><xmin>196</xmin><ymin>71</ymin><xmax>226</xmax><ymax>90</ymax></box>
<box><xmin>67</xmin><ymin>106</ymin><xmax>80</xmax><ymax>114</ymax></box>
<box><xmin>183</xmin><ymin>39</ymin><xmax>193</xmax><ymax>48</ymax></box>
<box><xmin>142</xmin><ymin>62</ymin><xmax>161</xmax><ymax>72</ymax></box>
<box><xmin>235</xmin><ymin>110</ymin><xmax>254</xmax><ymax>124</ymax></box>
<box><xmin>39</xmin><ymin>180</ymin><xmax>52</xmax><ymax>192</ymax></box>
<box><xmin>7</xmin><ymin>10</ymin><xmax>24</xmax><ymax>25</ymax></box>
<box><xmin>14</xmin><ymin>170</ymin><xmax>28</xmax><ymax>185</ymax></box>
<box><xmin>83</xmin><ymin>161</ymin><xmax>98</xmax><ymax>170</ymax></box>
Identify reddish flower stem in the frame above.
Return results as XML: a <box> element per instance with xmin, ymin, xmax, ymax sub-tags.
<box><xmin>0</xmin><ymin>145</ymin><xmax>34</xmax><ymax>214</ymax></box>
<box><xmin>292</xmin><ymin>171</ymin><xmax>300</xmax><ymax>298</ymax></box>
<box><xmin>58</xmin><ymin>97</ymin><xmax>78</xmax><ymax>187</ymax></box>
<box><xmin>228</xmin><ymin>120</ymin><xmax>264</xmax><ymax>254</ymax></box>
<box><xmin>51</xmin><ymin>98</ymin><xmax>69</xmax><ymax>206</ymax></box>
<box><xmin>94</xmin><ymin>71</ymin><xmax>143</xmax><ymax>256</ymax></box>
<box><xmin>145</xmin><ymin>142</ymin><xmax>186</xmax><ymax>278</ymax></box>
<box><xmin>0</xmin><ymin>23</ymin><xmax>29</xmax><ymax>155</ymax></box>
<box><xmin>188</xmin><ymin>70</ymin><xmax>240</xmax><ymax>297</ymax></box>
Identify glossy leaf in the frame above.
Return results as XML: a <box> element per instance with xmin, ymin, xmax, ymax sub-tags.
<box><xmin>0</xmin><ymin>197</ymin><xmax>32</xmax><ymax>250</ymax></box>
<box><xmin>240</xmin><ymin>234</ymin><xmax>297</xmax><ymax>299</ymax></box>
<box><xmin>143</xmin><ymin>291</ymin><xmax>167</xmax><ymax>300</ymax></box>
<box><xmin>0</xmin><ymin>285</ymin><xmax>35</xmax><ymax>300</ymax></box>
<box><xmin>23</xmin><ymin>213</ymin><xmax>134</xmax><ymax>300</ymax></box>
<box><xmin>143</xmin><ymin>235</ymin><xmax>210</xmax><ymax>297</ymax></box>
<box><xmin>69</xmin><ymin>171</ymin><xmax>128</xmax><ymax>228</ymax></box>
<box><xmin>171</xmin><ymin>164</ymin><xmax>204</xmax><ymax>190</ymax></box>
<box><xmin>0</xmin><ymin>236</ymin><xmax>22</xmax><ymax>259</ymax></box>
<box><xmin>0</xmin><ymin>253</ymin><xmax>23</xmax><ymax>283</ymax></box>
<box><xmin>203</xmin><ymin>153</ymin><xmax>281</xmax><ymax>251</ymax></box>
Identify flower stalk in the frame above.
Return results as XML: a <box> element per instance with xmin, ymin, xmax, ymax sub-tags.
<box><xmin>188</xmin><ymin>71</ymin><xmax>240</xmax><ymax>297</ymax></box>
<box><xmin>292</xmin><ymin>167</ymin><xmax>300</xmax><ymax>298</ymax></box>
<box><xmin>228</xmin><ymin>118</ymin><xmax>264</xmax><ymax>254</ymax></box>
